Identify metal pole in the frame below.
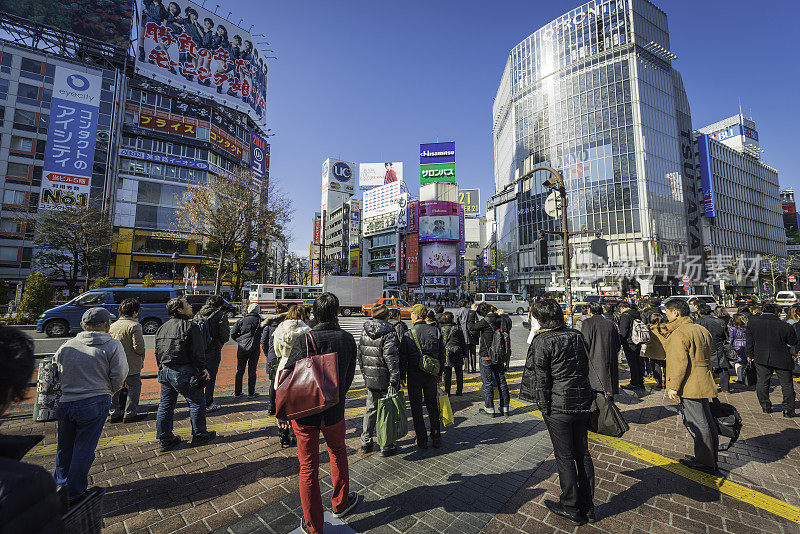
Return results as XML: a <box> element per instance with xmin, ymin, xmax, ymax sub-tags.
<box><xmin>558</xmin><ymin>183</ymin><xmax>573</xmax><ymax>326</ymax></box>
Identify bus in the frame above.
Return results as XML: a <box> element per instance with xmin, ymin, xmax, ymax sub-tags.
<box><xmin>247</xmin><ymin>284</ymin><xmax>323</xmax><ymax>313</ymax></box>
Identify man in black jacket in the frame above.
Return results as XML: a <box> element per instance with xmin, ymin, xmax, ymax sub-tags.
<box><xmin>196</xmin><ymin>296</ymin><xmax>231</xmax><ymax>412</ymax></box>
<box><xmin>282</xmin><ymin>293</ymin><xmax>361</xmax><ymax>533</ymax></box>
<box><xmin>580</xmin><ymin>303</ymin><xmax>621</xmax><ymax>395</ymax></box>
<box><xmin>468</xmin><ymin>302</ymin><xmax>511</xmax><ymax>417</ymax></box>
<box><xmin>0</xmin><ymin>326</ymin><xmax>64</xmax><ymax>532</ymax></box>
<box><xmin>231</xmin><ymin>303</ymin><xmax>263</xmax><ymax>398</ymax></box>
<box><xmin>618</xmin><ymin>302</ymin><xmax>644</xmax><ymax>391</ymax></box>
<box><xmin>696</xmin><ymin>302</ymin><xmax>730</xmax><ymax>392</ymax></box>
<box><xmin>399</xmin><ymin>304</ymin><xmax>445</xmax><ymax>448</ymax></box>
<box><xmin>746</xmin><ymin>303</ymin><xmax>798</xmax><ymax>417</ymax></box>
<box><xmin>155</xmin><ymin>297</ymin><xmax>215</xmax><ymax>452</ymax></box>
<box><xmin>521</xmin><ymin>299</ymin><xmax>595</xmax><ymax>526</ymax></box>
<box><xmin>357</xmin><ymin>303</ymin><xmax>400</xmax><ymax>455</ymax></box>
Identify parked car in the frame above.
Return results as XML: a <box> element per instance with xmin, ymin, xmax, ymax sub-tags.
<box><xmin>474</xmin><ymin>293</ymin><xmax>528</xmax><ymax>315</ymax></box>
<box><xmin>775</xmin><ymin>291</ymin><xmax>800</xmax><ymax>307</ymax></box>
<box><xmin>185</xmin><ymin>294</ymin><xmax>239</xmax><ymax>318</ymax></box>
<box><xmin>36</xmin><ymin>287</ymin><xmax>181</xmax><ymax>337</ymax></box>
<box><xmin>362</xmin><ymin>298</ymin><xmax>412</xmax><ymax>318</ymax></box>
<box><xmin>734</xmin><ymin>294</ymin><xmax>760</xmax><ymax>308</ymax></box>
<box><xmin>662</xmin><ymin>294</ymin><xmax>718</xmax><ymax>313</ymax></box>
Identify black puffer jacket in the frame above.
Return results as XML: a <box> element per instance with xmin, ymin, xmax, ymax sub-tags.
<box><xmin>231</xmin><ymin>311</ymin><xmax>263</xmax><ymax>355</ymax></box>
<box><xmin>618</xmin><ymin>308</ymin><xmax>641</xmax><ymax>350</ymax></box>
<box><xmin>260</xmin><ymin>313</ymin><xmax>286</xmax><ymax>367</ymax></box>
<box><xmin>696</xmin><ymin>315</ymin><xmax>729</xmax><ymax>370</ymax></box>
<box><xmin>400</xmin><ymin>321</ymin><xmax>445</xmax><ymax>378</ymax></box>
<box><xmin>440</xmin><ymin>323</ymin><xmax>464</xmax><ymax>368</ymax></box>
<box><xmin>357</xmin><ymin>319</ymin><xmax>400</xmax><ymax>390</ymax></box>
<box><xmin>467</xmin><ymin>310</ymin><xmax>504</xmax><ymax>360</ymax></box>
<box><xmin>520</xmin><ymin>327</ymin><xmax>594</xmax><ymax>416</ymax></box>
<box><xmin>0</xmin><ymin>434</ymin><xmax>63</xmax><ymax>534</ymax></box>
<box><xmin>389</xmin><ymin>319</ymin><xmax>407</xmax><ymax>343</ymax></box>
<box><xmin>155</xmin><ymin>314</ymin><xmax>206</xmax><ymax>370</ymax></box>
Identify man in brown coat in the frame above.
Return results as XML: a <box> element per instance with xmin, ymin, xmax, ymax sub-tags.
<box><xmin>108</xmin><ymin>298</ymin><xmax>147</xmax><ymax>423</ymax></box>
<box><xmin>664</xmin><ymin>299</ymin><xmax>719</xmax><ymax>473</ymax></box>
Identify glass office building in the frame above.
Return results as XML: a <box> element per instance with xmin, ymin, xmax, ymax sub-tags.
<box><xmin>492</xmin><ymin>0</ymin><xmax>701</xmax><ymax>296</ymax></box>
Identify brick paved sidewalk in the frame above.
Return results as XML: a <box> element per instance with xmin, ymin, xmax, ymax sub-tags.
<box><xmin>4</xmin><ymin>353</ymin><xmax>800</xmax><ymax>534</ymax></box>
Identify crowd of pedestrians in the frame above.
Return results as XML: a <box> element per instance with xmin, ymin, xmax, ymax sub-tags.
<box><xmin>2</xmin><ymin>288</ymin><xmax>800</xmax><ymax>534</ymax></box>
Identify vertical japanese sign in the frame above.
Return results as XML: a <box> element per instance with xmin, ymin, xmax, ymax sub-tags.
<box><xmin>250</xmin><ymin>133</ymin><xmax>267</xmax><ymax>181</ymax></box>
<box><xmin>40</xmin><ymin>66</ymin><xmax>102</xmax><ymax>210</ymax></box>
<box><xmin>406</xmin><ymin>233</ymin><xmax>420</xmax><ymax>285</ymax></box>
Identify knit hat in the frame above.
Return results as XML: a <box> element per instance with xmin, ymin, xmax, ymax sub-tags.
<box><xmin>247</xmin><ymin>303</ymin><xmax>261</xmax><ymax>314</ymax></box>
<box><xmin>410</xmin><ymin>304</ymin><xmax>427</xmax><ymax>318</ymax></box>
<box><xmin>371</xmin><ymin>303</ymin><xmax>389</xmax><ymax>319</ymax></box>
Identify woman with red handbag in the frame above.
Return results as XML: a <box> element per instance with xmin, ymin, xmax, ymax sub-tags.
<box><xmin>276</xmin><ymin>293</ymin><xmax>361</xmax><ymax>534</ymax></box>
<box><xmin>272</xmin><ymin>305</ymin><xmax>311</xmax><ymax>447</ymax></box>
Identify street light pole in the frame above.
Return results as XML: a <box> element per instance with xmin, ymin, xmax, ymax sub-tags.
<box><xmin>171</xmin><ymin>251</ymin><xmax>181</xmax><ymax>288</ymax></box>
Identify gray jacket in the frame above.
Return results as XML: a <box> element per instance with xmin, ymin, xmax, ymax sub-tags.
<box><xmin>455</xmin><ymin>307</ymin><xmax>474</xmax><ymax>345</ymax></box>
<box><xmin>357</xmin><ymin>319</ymin><xmax>400</xmax><ymax>390</ymax></box>
<box><xmin>53</xmin><ymin>331</ymin><xmax>128</xmax><ymax>403</ymax></box>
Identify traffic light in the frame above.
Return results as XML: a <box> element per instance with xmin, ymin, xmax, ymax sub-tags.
<box><xmin>535</xmin><ymin>236</ymin><xmax>548</xmax><ymax>266</ymax></box>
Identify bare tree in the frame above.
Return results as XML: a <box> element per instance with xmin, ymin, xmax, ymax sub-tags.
<box><xmin>32</xmin><ymin>206</ymin><xmax>116</xmax><ymax>297</ymax></box>
<box><xmin>173</xmin><ymin>171</ymin><xmax>292</xmax><ymax>295</ymax></box>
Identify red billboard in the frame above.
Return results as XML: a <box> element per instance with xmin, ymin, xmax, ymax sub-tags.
<box><xmin>313</xmin><ymin>217</ymin><xmax>321</xmax><ymax>245</ymax></box>
<box><xmin>139</xmin><ymin>112</ymin><xmax>197</xmax><ymax>138</ymax></box>
<box><xmin>406</xmin><ymin>233</ymin><xmax>419</xmax><ymax>285</ymax></box>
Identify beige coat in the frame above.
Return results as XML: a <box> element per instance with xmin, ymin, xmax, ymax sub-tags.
<box><xmin>644</xmin><ymin>325</ymin><xmax>668</xmax><ymax>361</ymax></box>
<box><xmin>664</xmin><ymin>316</ymin><xmax>717</xmax><ymax>399</ymax></box>
<box><xmin>109</xmin><ymin>316</ymin><xmax>146</xmax><ymax>375</ymax></box>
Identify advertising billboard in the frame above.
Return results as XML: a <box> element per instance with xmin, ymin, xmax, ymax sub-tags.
<box><xmin>322</xmin><ymin>158</ymin><xmax>356</xmax><ymax>194</ymax></box>
<box><xmin>359</xmin><ymin>162</ymin><xmax>403</xmax><ymax>189</ymax></box>
<box><xmin>135</xmin><ymin>0</ymin><xmax>268</xmax><ymax>128</ymax></box>
<box><xmin>458</xmin><ymin>188</ymin><xmax>481</xmax><ymax>216</ymax></box>
<box><xmin>363</xmin><ymin>212</ymin><xmax>397</xmax><ymax>237</ymax></box>
<box><xmin>313</xmin><ymin>216</ymin><xmax>321</xmax><ymax>245</ymax></box>
<box><xmin>420</xmin><ymin>162</ymin><xmax>455</xmax><ymax>184</ymax></box>
<box><xmin>250</xmin><ymin>133</ymin><xmax>268</xmax><ymax>181</ymax></box>
<box><xmin>783</xmin><ymin>202</ymin><xmax>800</xmax><ymax>252</ymax></box>
<box><xmin>362</xmin><ymin>180</ymin><xmax>403</xmax><ymax>217</ymax></box>
<box><xmin>0</xmin><ymin>0</ymin><xmax>135</xmax><ymax>49</ymax></box>
<box><xmin>418</xmin><ymin>201</ymin><xmax>460</xmax><ymax>242</ymax></box>
<box><xmin>349</xmin><ymin>248</ymin><xmax>360</xmax><ymax>275</ymax></box>
<box><xmin>420</xmin><ymin>141</ymin><xmax>455</xmax><ymax>184</ymax></box>
<box><xmin>348</xmin><ymin>203</ymin><xmax>360</xmax><ymax>249</ymax></box>
<box><xmin>406</xmin><ymin>233</ymin><xmax>419</xmax><ymax>284</ymax></box>
<box><xmin>40</xmin><ymin>66</ymin><xmax>103</xmax><ymax>210</ymax></box>
<box><xmin>696</xmin><ymin>134</ymin><xmax>717</xmax><ymax>218</ymax></box>
<box><xmin>421</xmin><ymin>243</ymin><xmax>459</xmax><ymax>275</ymax></box>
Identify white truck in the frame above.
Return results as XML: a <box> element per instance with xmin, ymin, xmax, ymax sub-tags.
<box><xmin>322</xmin><ymin>276</ymin><xmax>384</xmax><ymax>316</ymax></box>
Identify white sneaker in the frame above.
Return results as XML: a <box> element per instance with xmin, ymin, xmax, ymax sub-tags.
<box><xmin>206</xmin><ymin>402</ymin><xmax>222</xmax><ymax>412</ymax></box>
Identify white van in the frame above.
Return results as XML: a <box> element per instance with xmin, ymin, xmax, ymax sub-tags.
<box><xmin>474</xmin><ymin>293</ymin><xmax>528</xmax><ymax>315</ymax></box>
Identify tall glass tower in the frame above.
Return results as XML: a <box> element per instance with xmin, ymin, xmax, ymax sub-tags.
<box><xmin>492</xmin><ymin>0</ymin><xmax>702</xmax><ymax>297</ymax></box>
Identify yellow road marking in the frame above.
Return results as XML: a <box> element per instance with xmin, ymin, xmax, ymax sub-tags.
<box><xmin>26</xmin><ymin>368</ymin><xmax>800</xmax><ymax>525</ymax></box>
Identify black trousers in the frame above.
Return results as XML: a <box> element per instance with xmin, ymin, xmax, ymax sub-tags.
<box><xmin>651</xmin><ymin>359</ymin><xmax>666</xmax><ymax>386</ymax></box>
<box><xmin>755</xmin><ymin>363</ymin><xmax>796</xmax><ymax>411</ymax></box>
<box><xmin>234</xmin><ymin>348</ymin><xmax>259</xmax><ymax>396</ymax></box>
<box><xmin>466</xmin><ymin>344</ymin><xmax>477</xmax><ymax>372</ymax></box>
<box><xmin>542</xmin><ymin>412</ymin><xmax>595</xmax><ymax>514</ymax></box>
<box><xmin>407</xmin><ymin>368</ymin><xmax>440</xmax><ymax>445</ymax></box>
<box><xmin>444</xmin><ymin>364</ymin><xmax>463</xmax><ymax>395</ymax></box>
<box><xmin>622</xmin><ymin>345</ymin><xmax>644</xmax><ymax>387</ymax></box>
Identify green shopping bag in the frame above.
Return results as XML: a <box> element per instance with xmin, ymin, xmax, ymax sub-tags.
<box><xmin>376</xmin><ymin>388</ymin><xmax>408</xmax><ymax>449</ymax></box>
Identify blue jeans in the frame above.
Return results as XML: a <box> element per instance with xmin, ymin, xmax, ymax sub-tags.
<box><xmin>479</xmin><ymin>359</ymin><xmax>510</xmax><ymax>412</ymax></box>
<box><xmin>204</xmin><ymin>349</ymin><xmax>222</xmax><ymax>406</ymax></box>
<box><xmin>54</xmin><ymin>395</ymin><xmax>110</xmax><ymax>499</ymax></box>
<box><xmin>156</xmin><ymin>364</ymin><xmax>208</xmax><ymax>443</ymax></box>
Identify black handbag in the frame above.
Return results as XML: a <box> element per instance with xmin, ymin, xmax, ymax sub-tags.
<box><xmin>741</xmin><ymin>361</ymin><xmax>758</xmax><ymax>386</ymax></box>
<box><xmin>586</xmin><ymin>351</ymin><xmax>629</xmax><ymax>437</ymax></box>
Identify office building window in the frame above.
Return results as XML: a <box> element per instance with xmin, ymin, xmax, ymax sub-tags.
<box><xmin>0</xmin><ymin>218</ymin><xmax>22</xmax><ymax>233</ymax></box>
<box><xmin>13</xmin><ymin>109</ymin><xmax>37</xmax><ymax>131</ymax></box>
<box><xmin>10</xmin><ymin>136</ymin><xmax>33</xmax><ymax>152</ymax></box>
<box><xmin>0</xmin><ymin>246</ymin><xmax>19</xmax><ymax>262</ymax></box>
<box><xmin>17</xmin><ymin>82</ymin><xmax>39</xmax><ymax>100</ymax></box>
<box><xmin>3</xmin><ymin>189</ymin><xmax>26</xmax><ymax>205</ymax></box>
<box><xmin>6</xmin><ymin>162</ymin><xmax>29</xmax><ymax>178</ymax></box>
<box><xmin>20</xmin><ymin>57</ymin><xmax>42</xmax><ymax>74</ymax></box>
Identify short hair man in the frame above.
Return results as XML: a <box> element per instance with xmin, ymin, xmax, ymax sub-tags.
<box><xmin>580</xmin><ymin>302</ymin><xmax>622</xmax><ymax>395</ymax></box>
<box><xmin>195</xmin><ymin>295</ymin><xmax>230</xmax><ymax>412</ymax></box>
<box><xmin>358</xmin><ymin>302</ymin><xmax>400</xmax><ymax>456</ymax></box>
<box><xmin>54</xmin><ymin>307</ymin><xmax>128</xmax><ymax>503</ymax></box>
<box><xmin>467</xmin><ymin>302</ymin><xmax>510</xmax><ymax>417</ymax></box>
<box><xmin>664</xmin><ymin>299</ymin><xmax>719</xmax><ymax>473</ymax></box>
<box><xmin>108</xmin><ymin>298</ymin><xmax>147</xmax><ymax>423</ymax></box>
<box><xmin>155</xmin><ymin>297</ymin><xmax>215</xmax><ymax>452</ymax></box>
<box><xmin>745</xmin><ymin>302</ymin><xmax>798</xmax><ymax>417</ymax></box>
<box><xmin>617</xmin><ymin>301</ymin><xmax>645</xmax><ymax>391</ymax></box>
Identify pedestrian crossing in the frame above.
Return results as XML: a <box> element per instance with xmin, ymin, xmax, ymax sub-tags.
<box><xmin>337</xmin><ymin>315</ymin><xmax>370</xmax><ymax>338</ymax></box>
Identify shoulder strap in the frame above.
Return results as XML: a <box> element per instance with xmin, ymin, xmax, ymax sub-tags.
<box><xmin>304</xmin><ymin>332</ymin><xmax>318</xmax><ymax>356</ymax></box>
<box><xmin>410</xmin><ymin>329</ymin><xmax>423</xmax><ymax>355</ymax></box>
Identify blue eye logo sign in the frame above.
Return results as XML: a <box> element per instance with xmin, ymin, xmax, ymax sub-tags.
<box><xmin>66</xmin><ymin>74</ymin><xmax>90</xmax><ymax>91</ymax></box>
<box><xmin>332</xmin><ymin>162</ymin><xmax>352</xmax><ymax>182</ymax></box>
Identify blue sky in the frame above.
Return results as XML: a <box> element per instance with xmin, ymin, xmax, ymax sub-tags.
<box><xmin>231</xmin><ymin>0</ymin><xmax>799</xmax><ymax>254</ymax></box>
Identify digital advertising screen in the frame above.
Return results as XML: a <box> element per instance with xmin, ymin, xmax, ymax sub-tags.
<box><xmin>418</xmin><ymin>201</ymin><xmax>460</xmax><ymax>242</ymax></box>
<box><xmin>421</xmin><ymin>243</ymin><xmax>458</xmax><ymax>275</ymax></box>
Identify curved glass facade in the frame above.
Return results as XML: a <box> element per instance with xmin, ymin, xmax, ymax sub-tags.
<box><xmin>492</xmin><ymin>0</ymin><xmax>696</xmax><ymax>296</ymax></box>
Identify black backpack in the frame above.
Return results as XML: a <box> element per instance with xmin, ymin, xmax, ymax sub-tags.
<box><xmin>710</xmin><ymin>398</ymin><xmax>742</xmax><ymax>451</ymax></box>
<box><xmin>488</xmin><ymin>326</ymin><xmax>511</xmax><ymax>366</ymax></box>
<box><xmin>192</xmin><ymin>315</ymin><xmax>213</xmax><ymax>351</ymax></box>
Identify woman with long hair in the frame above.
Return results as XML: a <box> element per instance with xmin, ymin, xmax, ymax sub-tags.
<box><xmin>273</xmin><ymin>305</ymin><xmax>311</xmax><ymax>447</ymax></box>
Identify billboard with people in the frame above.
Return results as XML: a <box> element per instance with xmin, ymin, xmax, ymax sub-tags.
<box><xmin>359</xmin><ymin>162</ymin><xmax>403</xmax><ymax>189</ymax></box>
<box><xmin>135</xmin><ymin>0</ymin><xmax>268</xmax><ymax>127</ymax></box>
<box><xmin>418</xmin><ymin>201</ymin><xmax>460</xmax><ymax>242</ymax></box>
<box><xmin>421</xmin><ymin>243</ymin><xmax>458</xmax><ymax>275</ymax></box>
<box><xmin>0</xmin><ymin>0</ymin><xmax>135</xmax><ymax>49</ymax></box>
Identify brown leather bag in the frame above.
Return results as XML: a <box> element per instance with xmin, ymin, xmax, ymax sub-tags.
<box><xmin>275</xmin><ymin>333</ymin><xmax>339</xmax><ymax>420</ymax></box>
